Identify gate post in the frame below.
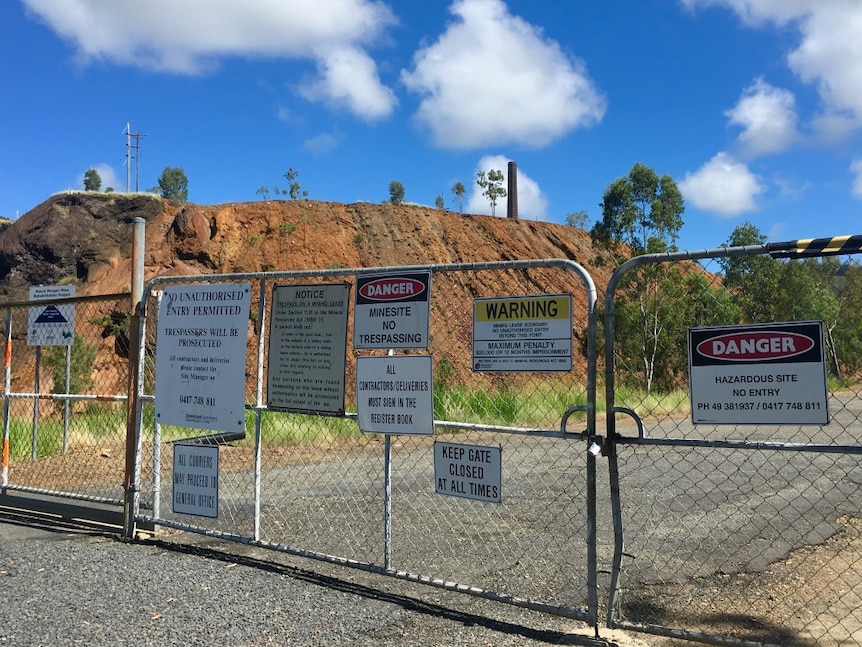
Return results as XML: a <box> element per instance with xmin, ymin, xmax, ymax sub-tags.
<box><xmin>123</xmin><ymin>217</ymin><xmax>145</xmax><ymax>539</ymax></box>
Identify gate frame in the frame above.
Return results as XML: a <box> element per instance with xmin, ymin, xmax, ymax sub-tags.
<box><xmin>123</xmin><ymin>258</ymin><xmax>602</xmax><ymax>625</ymax></box>
<box><xmin>603</xmin><ymin>236</ymin><xmax>862</xmax><ymax>646</ymax></box>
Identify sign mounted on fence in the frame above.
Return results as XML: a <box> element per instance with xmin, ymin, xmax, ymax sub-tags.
<box><xmin>28</xmin><ymin>285</ymin><xmax>75</xmax><ymax>346</ymax></box>
<box><xmin>172</xmin><ymin>443</ymin><xmax>219</xmax><ymax>518</ymax></box>
<box><xmin>354</xmin><ymin>271</ymin><xmax>431</xmax><ymax>349</ymax></box>
<box><xmin>434</xmin><ymin>442</ymin><xmax>502</xmax><ymax>503</ymax></box>
<box><xmin>472</xmin><ymin>294</ymin><xmax>573</xmax><ymax>372</ymax></box>
<box><xmin>356</xmin><ymin>355</ymin><xmax>433</xmax><ymax>435</ymax></box>
<box><xmin>154</xmin><ymin>283</ymin><xmax>252</xmax><ymax>433</ymax></box>
<box><xmin>689</xmin><ymin>321</ymin><xmax>828</xmax><ymax>425</ymax></box>
<box><xmin>267</xmin><ymin>283</ymin><xmax>350</xmax><ymax>415</ymax></box>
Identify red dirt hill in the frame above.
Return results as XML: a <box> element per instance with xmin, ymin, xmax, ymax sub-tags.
<box><xmin>0</xmin><ymin>193</ymin><xmax>611</xmax><ymax>392</ymax></box>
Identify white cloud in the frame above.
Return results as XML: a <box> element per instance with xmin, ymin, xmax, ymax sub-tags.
<box><xmin>788</xmin><ymin>4</ymin><xmax>862</xmax><ymax>131</ymax></box>
<box><xmin>466</xmin><ymin>155</ymin><xmax>549</xmax><ymax>220</ymax></box>
<box><xmin>679</xmin><ymin>0</ymin><xmax>816</xmax><ymax>27</ymax></box>
<box><xmin>22</xmin><ymin>0</ymin><xmax>397</xmax><ymax>119</ymax></box>
<box><xmin>851</xmin><ymin>158</ymin><xmax>862</xmax><ymax>199</ymax></box>
<box><xmin>401</xmin><ymin>0</ymin><xmax>606</xmax><ymax>149</ymax></box>
<box><xmin>773</xmin><ymin>175</ymin><xmax>811</xmax><ymax>201</ymax></box>
<box><xmin>298</xmin><ymin>45</ymin><xmax>396</xmax><ymax>120</ymax></box>
<box><xmin>303</xmin><ymin>132</ymin><xmax>341</xmax><ymax>155</ymax></box>
<box><xmin>725</xmin><ymin>78</ymin><xmax>798</xmax><ymax>157</ymax></box>
<box><xmin>684</xmin><ymin>1</ymin><xmax>862</xmax><ymax>133</ymax></box>
<box><xmin>679</xmin><ymin>152</ymin><xmax>766</xmax><ymax>216</ymax></box>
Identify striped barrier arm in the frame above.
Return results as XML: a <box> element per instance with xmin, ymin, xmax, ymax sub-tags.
<box><xmin>767</xmin><ymin>234</ymin><xmax>862</xmax><ymax>259</ymax></box>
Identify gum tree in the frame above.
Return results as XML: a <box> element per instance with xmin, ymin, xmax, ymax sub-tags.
<box><xmin>476</xmin><ymin>169</ymin><xmax>506</xmax><ymax>216</ymax></box>
<box><xmin>591</xmin><ymin>162</ymin><xmax>686</xmax><ymax>392</ymax></box>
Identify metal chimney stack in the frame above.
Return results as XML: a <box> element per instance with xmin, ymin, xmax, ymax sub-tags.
<box><xmin>507</xmin><ymin>161</ymin><xmax>518</xmax><ymax>219</ymax></box>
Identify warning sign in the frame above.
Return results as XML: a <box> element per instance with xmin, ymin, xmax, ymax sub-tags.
<box><xmin>473</xmin><ymin>294</ymin><xmax>572</xmax><ymax>372</ymax></box>
<box><xmin>689</xmin><ymin>321</ymin><xmax>828</xmax><ymax>425</ymax></box>
<box><xmin>28</xmin><ymin>285</ymin><xmax>75</xmax><ymax>347</ymax></box>
<box><xmin>354</xmin><ymin>271</ymin><xmax>430</xmax><ymax>349</ymax></box>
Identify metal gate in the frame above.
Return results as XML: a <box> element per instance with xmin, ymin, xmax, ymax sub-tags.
<box><xmin>603</xmin><ymin>237</ymin><xmax>862</xmax><ymax>646</ymax></box>
<box><xmin>126</xmin><ymin>259</ymin><xmax>601</xmax><ymax>624</ymax></box>
<box><xmin>0</xmin><ymin>291</ymin><xmax>133</xmax><ymax>526</ymax></box>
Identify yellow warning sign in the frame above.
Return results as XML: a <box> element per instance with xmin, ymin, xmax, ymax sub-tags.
<box><xmin>474</xmin><ymin>296</ymin><xmax>569</xmax><ymax>322</ymax></box>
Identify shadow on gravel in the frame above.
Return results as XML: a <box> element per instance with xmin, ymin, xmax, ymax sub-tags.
<box><xmin>143</xmin><ymin>537</ymin><xmax>617</xmax><ymax>647</ymax></box>
<box><xmin>0</xmin><ymin>508</ymin><xmax>117</xmax><ymax>538</ymax></box>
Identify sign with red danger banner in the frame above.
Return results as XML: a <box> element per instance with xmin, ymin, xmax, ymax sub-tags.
<box><xmin>354</xmin><ymin>271</ymin><xmax>430</xmax><ymax>349</ymax></box>
<box><xmin>688</xmin><ymin>321</ymin><xmax>828</xmax><ymax>425</ymax></box>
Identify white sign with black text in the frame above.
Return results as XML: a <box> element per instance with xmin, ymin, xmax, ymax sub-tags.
<box><xmin>356</xmin><ymin>355</ymin><xmax>433</xmax><ymax>435</ymax></box>
<box><xmin>172</xmin><ymin>443</ymin><xmax>219</xmax><ymax>518</ymax></box>
<box><xmin>434</xmin><ymin>442</ymin><xmax>502</xmax><ymax>503</ymax></box>
<box><xmin>689</xmin><ymin>321</ymin><xmax>828</xmax><ymax>425</ymax></box>
<box><xmin>28</xmin><ymin>285</ymin><xmax>75</xmax><ymax>347</ymax></box>
<box><xmin>155</xmin><ymin>283</ymin><xmax>251</xmax><ymax>433</ymax></box>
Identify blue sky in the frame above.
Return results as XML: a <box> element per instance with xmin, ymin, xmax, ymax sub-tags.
<box><xmin>1</xmin><ymin>0</ymin><xmax>861</xmax><ymax>251</ymax></box>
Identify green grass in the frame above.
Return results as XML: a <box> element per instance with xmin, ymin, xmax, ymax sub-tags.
<box><xmin>612</xmin><ymin>385</ymin><xmax>690</xmax><ymax>417</ymax></box>
<box><xmin>3</xmin><ymin>383</ymin><xmax>697</xmax><ymax>462</ymax></box>
<box><xmin>5</xmin><ymin>417</ymin><xmax>63</xmax><ymax>459</ymax></box>
<box><xmin>433</xmin><ymin>381</ymin><xmax>591</xmax><ymax>427</ymax></box>
<box><xmin>4</xmin><ymin>403</ymin><xmax>128</xmax><ymax>460</ymax></box>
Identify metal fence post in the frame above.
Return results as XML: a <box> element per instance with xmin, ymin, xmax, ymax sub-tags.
<box><xmin>1</xmin><ymin>308</ymin><xmax>11</xmax><ymax>487</ymax></box>
<box><xmin>123</xmin><ymin>217</ymin><xmax>146</xmax><ymax>539</ymax></box>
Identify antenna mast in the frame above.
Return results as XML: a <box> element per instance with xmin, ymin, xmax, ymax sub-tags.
<box><xmin>124</xmin><ymin>123</ymin><xmax>147</xmax><ymax>192</ymax></box>
<box><xmin>125</xmin><ymin>123</ymin><xmax>131</xmax><ymax>192</ymax></box>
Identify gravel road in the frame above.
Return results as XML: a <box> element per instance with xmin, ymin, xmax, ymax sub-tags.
<box><xmin>0</xmin><ymin>510</ymin><xmax>656</xmax><ymax>647</ymax></box>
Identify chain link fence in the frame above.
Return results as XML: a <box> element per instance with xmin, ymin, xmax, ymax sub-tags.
<box><xmin>603</xmin><ymin>244</ymin><xmax>862</xmax><ymax>646</ymax></box>
<box><xmin>130</xmin><ymin>260</ymin><xmax>600</xmax><ymax>622</ymax></box>
<box><xmin>1</xmin><ymin>293</ymin><xmax>132</xmax><ymax>519</ymax></box>
<box><xmin>6</xmin><ymin>238</ymin><xmax>862</xmax><ymax>644</ymax></box>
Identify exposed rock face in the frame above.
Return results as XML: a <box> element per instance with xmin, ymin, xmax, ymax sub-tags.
<box><xmin>0</xmin><ymin>193</ymin><xmax>163</xmax><ymax>299</ymax></box>
<box><xmin>0</xmin><ymin>193</ymin><xmax>607</xmax><ymax>295</ymax></box>
<box><xmin>0</xmin><ymin>193</ymin><xmax>610</xmax><ymax>392</ymax></box>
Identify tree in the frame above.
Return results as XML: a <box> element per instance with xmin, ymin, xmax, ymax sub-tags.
<box><xmin>591</xmin><ymin>162</ymin><xmax>684</xmax><ymax>258</ymax></box>
<box><xmin>285</xmin><ymin>167</ymin><xmax>308</xmax><ymax>200</ymax></box>
<box><xmin>719</xmin><ymin>222</ymin><xmax>855</xmax><ymax>378</ymax></box>
<box><xmin>158</xmin><ymin>167</ymin><xmax>188</xmax><ymax>202</ymax></box>
<box><xmin>43</xmin><ymin>333</ymin><xmax>96</xmax><ymax>395</ymax></box>
<box><xmin>565</xmin><ymin>210</ymin><xmax>590</xmax><ymax>228</ymax></box>
<box><xmin>452</xmin><ymin>182</ymin><xmax>466</xmax><ymax>213</ymax></box>
<box><xmin>256</xmin><ymin>186</ymin><xmax>271</xmax><ymax>200</ymax></box>
<box><xmin>389</xmin><ymin>180</ymin><xmax>405</xmax><ymax>205</ymax></box>
<box><xmin>592</xmin><ymin>163</ymin><xmax>686</xmax><ymax>393</ymax></box>
<box><xmin>435</xmin><ymin>194</ymin><xmax>445</xmax><ymax>210</ymax></box>
<box><xmin>83</xmin><ymin>168</ymin><xmax>101</xmax><ymax>192</ymax></box>
<box><xmin>476</xmin><ymin>169</ymin><xmax>507</xmax><ymax>216</ymax></box>
<box><xmin>719</xmin><ymin>222</ymin><xmax>782</xmax><ymax>323</ymax></box>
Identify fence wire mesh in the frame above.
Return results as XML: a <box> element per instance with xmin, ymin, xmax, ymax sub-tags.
<box><xmin>605</xmin><ymin>251</ymin><xmax>862</xmax><ymax>646</ymax></box>
<box><xmin>132</xmin><ymin>262</ymin><xmax>596</xmax><ymax>620</ymax></box>
<box><xmin>1</xmin><ymin>294</ymin><xmax>131</xmax><ymax>505</ymax></box>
